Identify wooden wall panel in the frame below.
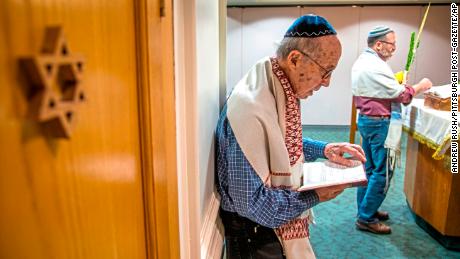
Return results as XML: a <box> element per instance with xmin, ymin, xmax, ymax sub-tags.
<box><xmin>0</xmin><ymin>1</ymin><xmax>148</xmax><ymax>258</ymax></box>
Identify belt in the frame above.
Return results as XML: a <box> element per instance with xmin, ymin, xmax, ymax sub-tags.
<box><xmin>220</xmin><ymin>209</ymin><xmax>276</xmax><ymax>238</ymax></box>
<box><xmin>360</xmin><ymin>114</ymin><xmax>390</xmax><ymax>119</ymax></box>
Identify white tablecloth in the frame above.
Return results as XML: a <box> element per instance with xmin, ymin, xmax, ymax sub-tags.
<box><xmin>402</xmin><ymin>98</ymin><xmax>451</xmax><ymax>159</ymax></box>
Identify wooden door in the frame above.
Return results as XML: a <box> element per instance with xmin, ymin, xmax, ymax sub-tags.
<box><xmin>0</xmin><ymin>1</ymin><xmax>178</xmax><ymax>258</ymax></box>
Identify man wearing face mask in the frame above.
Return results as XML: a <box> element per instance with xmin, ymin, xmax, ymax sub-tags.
<box><xmin>351</xmin><ymin>26</ymin><xmax>432</xmax><ymax>234</ymax></box>
<box><xmin>216</xmin><ymin>15</ymin><xmax>366</xmax><ymax>259</ymax></box>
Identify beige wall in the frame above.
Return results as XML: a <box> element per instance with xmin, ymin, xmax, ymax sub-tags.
<box><xmin>227</xmin><ymin>5</ymin><xmax>451</xmax><ymax>125</ymax></box>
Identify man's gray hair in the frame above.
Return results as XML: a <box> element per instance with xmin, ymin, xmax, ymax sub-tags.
<box><xmin>367</xmin><ymin>34</ymin><xmax>391</xmax><ymax>47</ymax></box>
<box><xmin>367</xmin><ymin>25</ymin><xmax>394</xmax><ymax>47</ymax></box>
<box><xmin>276</xmin><ymin>37</ymin><xmax>320</xmax><ymax>60</ymax></box>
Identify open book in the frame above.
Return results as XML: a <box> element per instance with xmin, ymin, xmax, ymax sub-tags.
<box><xmin>298</xmin><ymin>160</ymin><xmax>368</xmax><ymax>192</ymax></box>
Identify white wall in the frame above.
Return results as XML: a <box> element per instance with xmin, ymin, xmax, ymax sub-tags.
<box><xmin>414</xmin><ymin>5</ymin><xmax>451</xmax><ymax>86</ymax></box>
<box><xmin>227</xmin><ymin>8</ymin><xmax>243</xmax><ymax>94</ymax></box>
<box><xmin>175</xmin><ymin>0</ymin><xmax>201</xmax><ymax>257</ymax></box>
<box><xmin>175</xmin><ymin>1</ymin><xmax>226</xmax><ymax>257</ymax></box>
<box><xmin>227</xmin><ymin>5</ymin><xmax>451</xmax><ymax>125</ymax></box>
<box><xmin>196</xmin><ymin>0</ymin><xmax>221</xmax><ymax>221</ymax></box>
<box><xmin>299</xmin><ymin>6</ymin><xmax>361</xmax><ymax>126</ymax></box>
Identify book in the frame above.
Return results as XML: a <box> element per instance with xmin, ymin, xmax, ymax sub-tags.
<box><xmin>298</xmin><ymin>160</ymin><xmax>368</xmax><ymax>192</ymax></box>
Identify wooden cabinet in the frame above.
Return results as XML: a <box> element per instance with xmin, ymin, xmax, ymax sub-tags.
<box><xmin>0</xmin><ymin>0</ymin><xmax>178</xmax><ymax>258</ymax></box>
<box><xmin>404</xmin><ymin>136</ymin><xmax>460</xmax><ymax>249</ymax></box>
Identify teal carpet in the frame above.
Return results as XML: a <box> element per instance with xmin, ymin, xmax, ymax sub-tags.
<box><xmin>303</xmin><ymin>125</ymin><xmax>460</xmax><ymax>259</ymax></box>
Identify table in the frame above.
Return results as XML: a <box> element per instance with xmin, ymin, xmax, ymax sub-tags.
<box><xmin>403</xmin><ymin>99</ymin><xmax>460</xmax><ymax>250</ymax></box>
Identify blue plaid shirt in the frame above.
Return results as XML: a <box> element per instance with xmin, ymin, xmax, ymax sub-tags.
<box><xmin>216</xmin><ymin>106</ymin><xmax>328</xmax><ymax>228</ymax></box>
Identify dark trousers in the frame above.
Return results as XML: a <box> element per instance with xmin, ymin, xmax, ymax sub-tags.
<box><xmin>220</xmin><ymin>209</ymin><xmax>285</xmax><ymax>259</ymax></box>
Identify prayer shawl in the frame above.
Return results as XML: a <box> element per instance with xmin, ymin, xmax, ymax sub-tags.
<box><xmin>227</xmin><ymin>57</ymin><xmax>315</xmax><ymax>259</ymax></box>
<box><xmin>351</xmin><ymin>48</ymin><xmax>405</xmax><ymax>191</ymax></box>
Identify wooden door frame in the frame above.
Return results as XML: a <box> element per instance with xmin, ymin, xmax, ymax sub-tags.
<box><xmin>134</xmin><ymin>0</ymin><xmax>180</xmax><ymax>258</ymax></box>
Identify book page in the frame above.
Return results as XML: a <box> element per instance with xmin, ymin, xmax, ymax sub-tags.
<box><xmin>298</xmin><ymin>160</ymin><xmax>367</xmax><ymax>191</ymax></box>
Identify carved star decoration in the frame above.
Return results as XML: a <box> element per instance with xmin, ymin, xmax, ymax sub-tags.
<box><xmin>20</xmin><ymin>26</ymin><xmax>86</xmax><ymax>139</ymax></box>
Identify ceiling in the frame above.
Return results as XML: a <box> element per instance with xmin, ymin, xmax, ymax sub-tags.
<box><xmin>227</xmin><ymin>0</ymin><xmax>451</xmax><ymax>7</ymax></box>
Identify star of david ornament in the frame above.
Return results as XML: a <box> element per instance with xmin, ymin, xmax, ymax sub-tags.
<box><xmin>20</xmin><ymin>26</ymin><xmax>86</xmax><ymax>139</ymax></box>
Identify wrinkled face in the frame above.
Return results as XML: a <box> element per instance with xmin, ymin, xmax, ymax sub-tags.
<box><xmin>375</xmin><ymin>32</ymin><xmax>396</xmax><ymax>61</ymax></box>
<box><xmin>286</xmin><ymin>35</ymin><xmax>342</xmax><ymax>99</ymax></box>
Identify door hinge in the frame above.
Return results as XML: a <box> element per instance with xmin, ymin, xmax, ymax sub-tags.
<box><xmin>160</xmin><ymin>0</ymin><xmax>165</xmax><ymax>17</ymax></box>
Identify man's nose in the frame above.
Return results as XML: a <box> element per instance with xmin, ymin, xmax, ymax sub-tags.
<box><xmin>322</xmin><ymin>77</ymin><xmax>332</xmax><ymax>87</ymax></box>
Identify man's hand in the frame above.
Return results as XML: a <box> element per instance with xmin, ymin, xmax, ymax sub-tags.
<box><xmin>324</xmin><ymin>142</ymin><xmax>366</xmax><ymax>167</ymax></box>
<box><xmin>412</xmin><ymin>78</ymin><xmax>432</xmax><ymax>95</ymax></box>
<box><xmin>315</xmin><ymin>183</ymin><xmax>349</xmax><ymax>202</ymax></box>
<box><xmin>418</xmin><ymin>78</ymin><xmax>432</xmax><ymax>91</ymax></box>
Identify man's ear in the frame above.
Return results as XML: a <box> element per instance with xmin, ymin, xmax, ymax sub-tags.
<box><xmin>287</xmin><ymin>50</ymin><xmax>302</xmax><ymax>69</ymax></box>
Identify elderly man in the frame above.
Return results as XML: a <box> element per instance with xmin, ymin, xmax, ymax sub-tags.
<box><xmin>216</xmin><ymin>15</ymin><xmax>366</xmax><ymax>259</ymax></box>
<box><xmin>352</xmin><ymin>26</ymin><xmax>432</xmax><ymax>234</ymax></box>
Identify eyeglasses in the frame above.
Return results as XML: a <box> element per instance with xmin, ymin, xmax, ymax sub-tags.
<box><xmin>296</xmin><ymin>49</ymin><xmax>334</xmax><ymax>79</ymax></box>
<box><xmin>379</xmin><ymin>40</ymin><xmax>396</xmax><ymax>47</ymax></box>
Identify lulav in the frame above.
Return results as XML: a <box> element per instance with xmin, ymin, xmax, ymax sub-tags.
<box><xmin>405</xmin><ymin>3</ymin><xmax>431</xmax><ymax>74</ymax></box>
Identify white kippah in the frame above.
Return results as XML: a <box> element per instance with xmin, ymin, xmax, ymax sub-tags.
<box><xmin>368</xmin><ymin>26</ymin><xmax>393</xmax><ymax>38</ymax></box>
